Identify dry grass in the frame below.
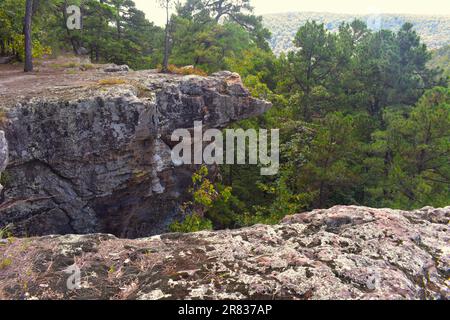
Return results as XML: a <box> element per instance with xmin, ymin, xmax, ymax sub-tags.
<box><xmin>51</xmin><ymin>62</ymin><xmax>80</xmax><ymax>69</ymax></box>
<box><xmin>0</xmin><ymin>234</ymin><xmax>209</xmax><ymax>299</ymax></box>
<box><xmin>80</xmin><ymin>63</ymin><xmax>95</xmax><ymax>71</ymax></box>
<box><xmin>159</xmin><ymin>64</ymin><xmax>208</xmax><ymax>77</ymax></box>
<box><xmin>127</xmin><ymin>80</ymin><xmax>154</xmax><ymax>99</ymax></box>
<box><xmin>0</xmin><ymin>108</ymin><xmax>7</xmax><ymax>127</ymax></box>
<box><xmin>0</xmin><ymin>225</ymin><xmax>13</xmax><ymax>240</ymax></box>
<box><xmin>98</xmin><ymin>78</ymin><xmax>127</xmax><ymax>86</ymax></box>
<box><xmin>0</xmin><ymin>257</ymin><xmax>12</xmax><ymax>270</ymax></box>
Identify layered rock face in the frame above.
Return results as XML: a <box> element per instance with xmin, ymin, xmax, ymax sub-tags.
<box><xmin>0</xmin><ymin>70</ymin><xmax>270</xmax><ymax>238</ymax></box>
<box><xmin>0</xmin><ymin>206</ymin><xmax>448</xmax><ymax>300</ymax></box>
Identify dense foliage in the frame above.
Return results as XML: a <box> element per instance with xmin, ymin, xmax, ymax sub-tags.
<box><xmin>0</xmin><ymin>0</ymin><xmax>164</xmax><ymax>69</ymax></box>
<box><xmin>1</xmin><ymin>1</ymin><xmax>449</xmax><ymax>232</ymax></box>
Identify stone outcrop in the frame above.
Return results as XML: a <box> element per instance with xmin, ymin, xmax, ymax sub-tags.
<box><xmin>103</xmin><ymin>64</ymin><xmax>131</xmax><ymax>73</ymax></box>
<box><xmin>0</xmin><ymin>56</ymin><xmax>14</xmax><ymax>65</ymax></box>
<box><xmin>0</xmin><ymin>70</ymin><xmax>271</xmax><ymax>238</ymax></box>
<box><xmin>0</xmin><ymin>206</ymin><xmax>448</xmax><ymax>300</ymax></box>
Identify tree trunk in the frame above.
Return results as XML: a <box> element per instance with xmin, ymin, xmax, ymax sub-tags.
<box><xmin>116</xmin><ymin>5</ymin><xmax>121</xmax><ymax>39</ymax></box>
<box><xmin>303</xmin><ymin>91</ymin><xmax>311</xmax><ymax>121</ymax></box>
<box><xmin>95</xmin><ymin>44</ymin><xmax>99</xmax><ymax>62</ymax></box>
<box><xmin>318</xmin><ymin>181</ymin><xmax>325</xmax><ymax>208</ymax></box>
<box><xmin>303</xmin><ymin>56</ymin><xmax>313</xmax><ymax>121</ymax></box>
<box><xmin>90</xmin><ymin>45</ymin><xmax>94</xmax><ymax>62</ymax></box>
<box><xmin>162</xmin><ymin>2</ymin><xmax>170</xmax><ymax>73</ymax></box>
<box><xmin>63</xmin><ymin>0</ymin><xmax>79</xmax><ymax>55</ymax></box>
<box><xmin>24</xmin><ymin>0</ymin><xmax>34</xmax><ymax>72</ymax></box>
<box><xmin>0</xmin><ymin>40</ymin><xmax>5</xmax><ymax>56</ymax></box>
<box><xmin>9</xmin><ymin>38</ymin><xmax>14</xmax><ymax>56</ymax></box>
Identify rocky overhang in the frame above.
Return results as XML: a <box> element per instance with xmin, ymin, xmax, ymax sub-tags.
<box><xmin>0</xmin><ymin>70</ymin><xmax>271</xmax><ymax>238</ymax></box>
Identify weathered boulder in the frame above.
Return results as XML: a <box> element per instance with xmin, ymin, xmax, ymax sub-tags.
<box><xmin>103</xmin><ymin>64</ymin><xmax>130</xmax><ymax>72</ymax></box>
<box><xmin>0</xmin><ymin>206</ymin><xmax>448</xmax><ymax>300</ymax></box>
<box><xmin>0</xmin><ymin>56</ymin><xmax>14</xmax><ymax>65</ymax></box>
<box><xmin>76</xmin><ymin>47</ymin><xmax>89</xmax><ymax>56</ymax></box>
<box><xmin>0</xmin><ymin>70</ymin><xmax>271</xmax><ymax>238</ymax></box>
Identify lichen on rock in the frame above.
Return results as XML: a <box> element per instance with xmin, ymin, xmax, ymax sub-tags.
<box><xmin>0</xmin><ymin>206</ymin><xmax>448</xmax><ymax>300</ymax></box>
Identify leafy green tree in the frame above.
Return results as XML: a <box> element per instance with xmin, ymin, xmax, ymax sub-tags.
<box><xmin>170</xmin><ymin>166</ymin><xmax>235</xmax><ymax>232</ymax></box>
<box><xmin>225</xmin><ymin>46</ymin><xmax>279</xmax><ymax>91</ymax></box>
<box><xmin>169</xmin><ymin>214</ymin><xmax>213</xmax><ymax>233</ymax></box>
<box><xmin>355</xmin><ymin>24</ymin><xmax>443</xmax><ymax>116</ymax></box>
<box><xmin>56</xmin><ymin>0</ymin><xmax>163</xmax><ymax>68</ymax></box>
<box><xmin>287</xmin><ymin>113</ymin><xmax>364</xmax><ymax>208</ymax></box>
<box><xmin>171</xmin><ymin>17</ymin><xmax>251</xmax><ymax>73</ymax></box>
<box><xmin>181</xmin><ymin>0</ymin><xmax>254</xmax><ymax>23</ymax></box>
<box><xmin>177</xmin><ymin>0</ymin><xmax>271</xmax><ymax>50</ymax></box>
<box><xmin>0</xmin><ymin>0</ymin><xmax>25</xmax><ymax>57</ymax></box>
<box><xmin>278</xmin><ymin>21</ymin><xmax>341</xmax><ymax>120</ymax></box>
<box><xmin>369</xmin><ymin>87</ymin><xmax>450</xmax><ymax>209</ymax></box>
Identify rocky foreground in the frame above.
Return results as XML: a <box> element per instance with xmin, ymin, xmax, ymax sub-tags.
<box><xmin>0</xmin><ymin>206</ymin><xmax>448</xmax><ymax>300</ymax></box>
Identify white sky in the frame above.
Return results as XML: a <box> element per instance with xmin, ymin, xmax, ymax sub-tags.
<box><xmin>134</xmin><ymin>0</ymin><xmax>450</xmax><ymax>26</ymax></box>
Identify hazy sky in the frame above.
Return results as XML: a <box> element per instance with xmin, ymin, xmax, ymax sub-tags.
<box><xmin>134</xmin><ymin>0</ymin><xmax>450</xmax><ymax>26</ymax></box>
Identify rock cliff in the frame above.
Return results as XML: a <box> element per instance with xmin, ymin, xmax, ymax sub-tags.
<box><xmin>0</xmin><ymin>206</ymin><xmax>448</xmax><ymax>300</ymax></box>
<box><xmin>0</xmin><ymin>70</ymin><xmax>271</xmax><ymax>238</ymax></box>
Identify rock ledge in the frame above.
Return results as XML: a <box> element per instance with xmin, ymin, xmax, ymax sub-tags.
<box><xmin>0</xmin><ymin>70</ymin><xmax>271</xmax><ymax>238</ymax></box>
<box><xmin>0</xmin><ymin>206</ymin><xmax>448</xmax><ymax>300</ymax></box>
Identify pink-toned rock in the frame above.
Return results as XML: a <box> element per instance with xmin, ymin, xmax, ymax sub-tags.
<box><xmin>0</xmin><ymin>206</ymin><xmax>448</xmax><ymax>300</ymax></box>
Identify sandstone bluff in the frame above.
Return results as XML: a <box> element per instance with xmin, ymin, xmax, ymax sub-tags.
<box><xmin>0</xmin><ymin>68</ymin><xmax>270</xmax><ymax>238</ymax></box>
<box><xmin>0</xmin><ymin>206</ymin><xmax>448</xmax><ymax>300</ymax></box>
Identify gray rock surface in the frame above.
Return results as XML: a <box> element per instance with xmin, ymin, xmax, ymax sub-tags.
<box><xmin>0</xmin><ymin>206</ymin><xmax>448</xmax><ymax>300</ymax></box>
<box><xmin>103</xmin><ymin>64</ymin><xmax>130</xmax><ymax>72</ymax></box>
<box><xmin>0</xmin><ymin>56</ymin><xmax>14</xmax><ymax>64</ymax></box>
<box><xmin>0</xmin><ymin>71</ymin><xmax>271</xmax><ymax>238</ymax></box>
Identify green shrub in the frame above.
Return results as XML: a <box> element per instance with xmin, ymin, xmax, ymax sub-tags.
<box><xmin>0</xmin><ymin>225</ymin><xmax>13</xmax><ymax>240</ymax></box>
<box><xmin>169</xmin><ymin>166</ymin><xmax>231</xmax><ymax>233</ymax></box>
<box><xmin>169</xmin><ymin>214</ymin><xmax>213</xmax><ymax>233</ymax></box>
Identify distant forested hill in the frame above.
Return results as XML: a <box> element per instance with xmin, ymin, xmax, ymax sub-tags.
<box><xmin>263</xmin><ymin>12</ymin><xmax>450</xmax><ymax>55</ymax></box>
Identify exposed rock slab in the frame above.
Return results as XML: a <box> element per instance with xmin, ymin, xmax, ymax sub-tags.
<box><xmin>103</xmin><ymin>64</ymin><xmax>130</xmax><ymax>73</ymax></box>
<box><xmin>0</xmin><ymin>70</ymin><xmax>271</xmax><ymax>238</ymax></box>
<box><xmin>0</xmin><ymin>206</ymin><xmax>448</xmax><ymax>300</ymax></box>
<box><xmin>0</xmin><ymin>56</ymin><xmax>14</xmax><ymax>65</ymax></box>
